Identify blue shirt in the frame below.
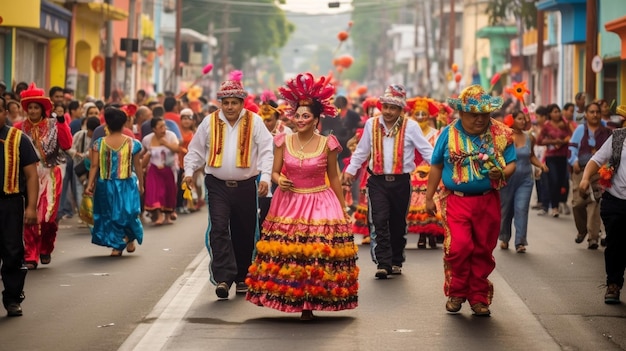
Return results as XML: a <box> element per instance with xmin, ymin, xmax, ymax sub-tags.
<box><xmin>432</xmin><ymin>122</ymin><xmax>517</xmax><ymax>193</ymax></box>
<box><xmin>70</xmin><ymin>118</ymin><xmax>84</xmax><ymax>135</ymax></box>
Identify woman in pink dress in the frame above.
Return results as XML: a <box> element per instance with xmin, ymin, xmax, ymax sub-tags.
<box><xmin>142</xmin><ymin>117</ymin><xmax>180</xmax><ymax>225</ymax></box>
<box><xmin>246</xmin><ymin>73</ymin><xmax>359</xmax><ymax>320</ymax></box>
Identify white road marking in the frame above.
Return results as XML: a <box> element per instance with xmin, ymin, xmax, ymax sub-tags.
<box><xmin>118</xmin><ymin>250</ymin><xmax>209</xmax><ymax>351</ymax></box>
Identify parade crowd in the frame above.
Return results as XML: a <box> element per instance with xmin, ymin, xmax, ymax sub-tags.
<box><xmin>1</xmin><ymin>72</ymin><xmax>626</xmax><ymax>320</ymax></box>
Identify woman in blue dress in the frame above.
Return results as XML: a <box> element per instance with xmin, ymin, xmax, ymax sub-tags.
<box><xmin>85</xmin><ymin>107</ymin><xmax>144</xmax><ymax>256</ymax></box>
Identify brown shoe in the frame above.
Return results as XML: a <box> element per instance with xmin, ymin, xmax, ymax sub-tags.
<box><xmin>605</xmin><ymin>284</ymin><xmax>621</xmax><ymax>304</ymax></box>
<box><xmin>500</xmin><ymin>241</ymin><xmax>509</xmax><ymax>250</ymax></box>
<box><xmin>361</xmin><ymin>236</ymin><xmax>371</xmax><ymax>245</ymax></box>
<box><xmin>471</xmin><ymin>303</ymin><xmax>491</xmax><ymax>316</ymax></box>
<box><xmin>446</xmin><ymin>296</ymin><xmax>465</xmax><ymax>313</ymax></box>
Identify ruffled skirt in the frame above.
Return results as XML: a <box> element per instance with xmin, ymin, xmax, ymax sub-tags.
<box><xmin>407</xmin><ymin>172</ymin><xmax>444</xmax><ymax>236</ymax></box>
<box><xmin>246</xmin><ymin>187</ymin><xmax>359</xmax><ymax>312</ymax></box>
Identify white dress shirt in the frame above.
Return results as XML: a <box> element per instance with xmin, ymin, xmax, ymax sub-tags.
<box><xmin>345</xmin><ymin>116</ymin><xmax>433</xmax><ymax>176</ymax></box>
<box><xmin>590</xmin><ymin>134</ymin><xmax>626</xmax><ymax>200</ymax></box>
<box><xmin>184</xmin><ymin>109</ymin><xmax>274</xmax><ymax>184</ymax></box>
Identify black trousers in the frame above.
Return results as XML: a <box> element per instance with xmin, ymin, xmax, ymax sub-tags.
<box><xmin>258</xmin><ymin>197</ymin><xmax>271</xmax><ymax>230</ymax></box>
<box><xmin>600</xmin><ymin>192</ymin><xmax>626</xmax><ymax>287</ymax></box>
<box><xmin>367</xmin><ymin>173</ymin><xmax>411</xmax><ymax>272</ymax></box>
<box><xmin>0</xmin><ymin>196</ymin><xmax>27</xmax><ymax>307</ymax></box>
<box><xmin>205</xmin><ymin>174</ymin><xmax>258</xmax><ymax>286</ymax></box>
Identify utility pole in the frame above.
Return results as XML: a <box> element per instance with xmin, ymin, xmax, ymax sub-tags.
<box><xmin>536</xmin><ymin>9</ymin><xmax>544</xmax><ymax>103</ymax></box>
<box><xmin>221</xmin><ymin>2</ymin><xmax>231</xmax><ymax>81</ymax></box>
<box><xmin>124</xmin><ymin>0</ymin><xmax>137</xmax><ymax>97</ymax></box>
<box><xmin>174</xmin><ymin>0</ymin><xmax>182</xmax><ymax>92</ymax></box>
<box><xmin>448</xmin><ymin>0</ymin><xmax>456</xmax><ymax>68</ymax></box>
<box><xmin>421</xmin><ymin>0</ymin><xmax>431</xmax><ymax>86</ymax></box>
<box><xmin>104</xmin><ymin>0</ymin><xmax>114</xmax><ymax>100</ymax></box>
<box><xmin>585</xmin><ymin>0</ymin><xmax>598</xmax><ymax>99</ymax></box>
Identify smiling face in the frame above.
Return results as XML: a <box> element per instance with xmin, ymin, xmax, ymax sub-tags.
<box><xmin>27</xmin><ymin>103</ymin><xmax>44</xmax><ymax>122</ymax></box>
<box><xmin>220</xmin><ymin>97</ymin><xmax>244</xmax><ymax>121</ymax></box>
<box><xmin>381</xmin><ymin>103</ymin><xmax>403</xmax><ymax>124</ymax></box>
<box><xmin>293</xmin><ymin>106</ymin><xmax>318</xmax><ymax>133</ymax></box>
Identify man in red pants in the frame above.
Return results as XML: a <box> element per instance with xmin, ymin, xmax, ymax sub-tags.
<box><xmin>425</xmin><ymin>85</ymin><xmax>516</xmax><ymax>316</ymax></box>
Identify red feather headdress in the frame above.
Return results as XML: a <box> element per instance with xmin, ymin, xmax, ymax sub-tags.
<box><xmin>278</xmin><ymin>73</ymin><xmax>336</xmax><ymax>118</ymax></box>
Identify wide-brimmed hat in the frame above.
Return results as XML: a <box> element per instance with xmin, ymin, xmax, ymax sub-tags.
<box><xmin>379</xmin><ymin>84</ymin><xmax>407</xmax><ymax>108</ymax></box>
<box><xmin>20</xmin><ymin>83</ymin><xmax>52</xmax><ymax>116</ymax></box>
<box><xmin>447</xmin><ymin>84</ymin><xmax>503</xmax><ymax>114</ymax></box>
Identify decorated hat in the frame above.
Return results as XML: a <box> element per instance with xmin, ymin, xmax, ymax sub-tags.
<box><xmin>20</xmin><ymin>83</ymin><xmax>52</xmax><ymax>115</ymax></box>
<box><xmin>278</xmin><ymin>73</ymin><xmax>336</xmax><ymax>118</ymax></box>
<box><xmin>379</xmin><ymin>84</ymin><xmax>407</xmax><ymax>108</ymax></box>
<box><xmin>120</xmin><ymin>103</ymin><xmax>138</xmax><ymax>118</ymax></box>
<box><xmin>217</xmin><ymin>70</ymin><xmax>247</xmax><ymax>100</ymax></box>
<box><xmin>405</xmin><ymin>97</ymin><xmax>439</xmax><ymax>117</ymax></box>
<box><xmin>447</xmin><ymin>84</ymin><xmax>503</xmax><ymax>114</ymax></box>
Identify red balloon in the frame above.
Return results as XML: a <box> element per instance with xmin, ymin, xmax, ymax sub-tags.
<box><xmin>337</xmin><ymin>31</ymin><xmax>349</xmax><ymax>42</ymax></box>
<box><xmin>451</xmin><ymin>63</ymin><xmax>458</xmax><ymax>73</ymax></box>
<box><xmin>356</xmin><ymin>85</ymin><xmax>368</xmax><ymax>95</ymax></box>
<box><xmin>454</xmin><ymin>73</ymin><xmax>462</xmax><ymax>83</ymax></box>
<box><xmin>338</xmin><ymin>55</ymin><xmax>354</xmax><ymax>69</ymax></box>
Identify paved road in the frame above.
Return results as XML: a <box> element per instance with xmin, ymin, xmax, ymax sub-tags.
<box><xmin>1</xmin><ymin>206</ymin><xmax>625</xmax><ymax>350</ymax></box>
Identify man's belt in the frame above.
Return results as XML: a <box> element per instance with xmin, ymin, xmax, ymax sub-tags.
<box><xmin>366</xmin><ymin>168</ymin><xmax>409</xmax><ymax>182</ymax></box>
<box><xmin>451</xmin><ymin>190</ymin><xmax>493</xmax><ymax>197</ymax></box>
<box><xmin>208</xmin><ymin>174</ymin><xmax>256</xmax><ymax>188</ymax></box>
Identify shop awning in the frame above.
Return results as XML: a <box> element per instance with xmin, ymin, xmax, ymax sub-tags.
<box><xmin>605</xmin><ymin>16</ymin><xmax>626</xmax><ymax>59</ymax></box>
<box><xmin>536</xmin><ymin>0</ymin><xmax>586</xmax><ymax>44</ymax></box>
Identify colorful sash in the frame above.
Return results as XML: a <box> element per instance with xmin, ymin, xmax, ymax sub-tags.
<box><xmin>207</xmin><ymin>110</ymin><xmax>254</xmax><ymax>168</ymax></box>
<box><xmin>2</xmin><ymin>128</ymin><xmax>22</xmax><ymax>194</ymax></box>
<box><xmin>447</xmin><ymin>118</ymin><xmax>512</xmax><ymax>189</ymax></box>
<box><xmin>372</xmin><ymin>116</ymin><xmax>407</xmax><ymax>174</ymax></box>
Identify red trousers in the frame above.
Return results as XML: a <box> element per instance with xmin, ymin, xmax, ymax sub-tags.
<box><xmin>441</xmin><ymin>190</ymin><xmax>501</xmax><ymax>306</ymax></box>
<box><xmin>24</xmin><ymin>165</ymin><xmax>62</xmax><ymax>263</ymax></box>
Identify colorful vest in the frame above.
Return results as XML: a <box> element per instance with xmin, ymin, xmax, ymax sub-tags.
<box><xmin>447</xmin><ymin>118</ymin><xmax>513</xmax><ymax>189</ymax></box>
<box><xmin>206</xmin><ymin>110</ymin><xmax>254</xmax><ymax>168</ymax></box>
<box><xmin>372</xmin><ymin>116</ymin><xmax>407</xmax><ymax>174</ymax></box>
<box><xmin>2</xmin><ymin>127</ymin><xmax>22</xmax><ymax>194</ymax></box>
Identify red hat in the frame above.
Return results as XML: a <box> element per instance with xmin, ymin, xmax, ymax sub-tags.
<box><xmin>20</xmin><ymin>83</ymin><xmax>52</xmax><ymax>116</ymax></box>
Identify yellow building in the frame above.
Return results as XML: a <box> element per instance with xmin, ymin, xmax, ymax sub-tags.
<box><xmin>460</xmin><ymin>1</ymin><xmax>491</xmax><ymax>88</ymax></box>
<box><xmin>57</xmin><ymin>1</ymin><xmax>127</xmax><ymax>100</ymax></box>
<box><xmin>0</xmin><ymin>0</ymin><xmax>71</xmax><ymax>91</ymax></box>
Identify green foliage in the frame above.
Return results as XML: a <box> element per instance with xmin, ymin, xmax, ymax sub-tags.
<box><xmin>183</xmin><ymin>0</ymin><xmax>294</xmax><ymax>68</ymax></box>
<box><xmin>486</xmin><ymin>0</ymin><xmax>538</xmax><ymax>29</ymax></box>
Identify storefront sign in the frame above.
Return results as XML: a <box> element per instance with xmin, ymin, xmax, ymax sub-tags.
<box><xmin>40</xmin><ymin>7</ymin><xmax>70</xmax><ymax>37</ymax></box>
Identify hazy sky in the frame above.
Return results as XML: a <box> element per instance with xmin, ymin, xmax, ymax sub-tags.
<box><xmin>279</xmin><ymin>0</ymin><xmax>352</xmax><ymax>14</ymax></box>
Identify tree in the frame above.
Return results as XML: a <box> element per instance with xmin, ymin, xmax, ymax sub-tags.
<box><xmin>486</xmin><ymin>0</ymin><xmax>538</xmax><ymax>29</ymax></box>
<box><xmin>183</xmin><ymin>0</ymin><xmax>294</xmax><ymax>68</ymax></box>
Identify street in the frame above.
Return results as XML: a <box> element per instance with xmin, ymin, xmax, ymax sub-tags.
<box><xmin>1</xmin><ymin>207</ymin><xmax>625</xmax><ymax>351</ymax></box>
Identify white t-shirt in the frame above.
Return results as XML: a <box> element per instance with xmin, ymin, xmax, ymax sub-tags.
<box><xmin>590</xmin><ymin>134</ymin><xmax>626</xmax><ymax>200</ymax></box>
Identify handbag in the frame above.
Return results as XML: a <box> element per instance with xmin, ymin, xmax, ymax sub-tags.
<box><xmin>74</xmin><ymin>158</ymin><xmax>88</xmax><ymax>177</ymax></box>
<box><xmin>79</xmin><ymin>194</ymin><xmax>94</xmax><ymax>226</ymax></box>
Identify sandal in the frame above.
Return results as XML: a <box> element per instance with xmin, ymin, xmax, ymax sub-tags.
<box><xmin>154</xmin><ymin>212</ymin><xmax>165</xmax><ymax>226</ymax></box>
<box><xmin>169</xmin><ymin>212</ymin><xmax>177</xmax><ymax>221</ymax></box>
<box><xmin>516</xmin><ymin>245</ymin><xmax>526</xmax><ymax>253</ymax></box>
<box><xmin>471</xmin><ymin>303</ymin><xmax>491</xmax><ymax>316</ymax></box>
<box><xmin>40</xmin><ymin>254</ymin><xmax>51</xmax><ymax>265</ymax></box>
<box><xmin>418</xmin><ymin>236</ymin><xmax>427</xmax><ymax>249</ymax></box>
<box><xmin>24</xmin><ymin>261</ymin><xmax>38</xmax><ymax>270</ymax></box>
<box><xmin>110</xmin><ymin>249</ymin><xmax>123</xmax><ymax>257</ymax></box>
<box><xmin>126</xmin><ymin>240</ymin><xmax>136</xmax><ymax>253</ymax></box>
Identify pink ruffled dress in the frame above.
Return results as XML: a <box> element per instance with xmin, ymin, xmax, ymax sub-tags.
<box><xmin>246</xmin><ymin>133</ymin><xmax>359</xmax><ymax>312</ymax></box>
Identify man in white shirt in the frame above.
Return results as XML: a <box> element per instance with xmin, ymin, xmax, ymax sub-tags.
<box><xmin>342</xmin><ymin>85</ymin><xmax>433</xmax><ymax>279</ymax></box>
<box><xmin>183</xmin><ymin>76</ymin><xmax>273</xmax><ymax>299</ymax></box>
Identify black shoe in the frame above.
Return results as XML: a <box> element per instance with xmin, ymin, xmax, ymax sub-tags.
<box><xmin>215</xmin><ymin>282</ymin><xmax>229</xmax><ymax>299</ymax></box>
<box><xmin>575</xmin><ymin>233</ymin><xmax>586</xmax><ymax>244</ymax></box>
<box><xmin>235</xmin><ymin>282</ymin><xmax>248</xmax><ymax>294</ymax></box>
<box><xmin>6</xmin><ymin>303</ymin><xmax>22</xmax><ymax>317</ymax></box>
<box><xmin>375</xmin><ymin>268</ymin><xmax>388</xmax><ymax>279</ymax></box>
<box><xmin>40</xmin><ymin>254</ymin><xmax>51</xmax><ymax>265</ymax></box>
<box><xmin>428</xmin><ymin>236</ymin><xmax>437</xmax><ymax>249</ymax></box>
<box><xmin>588</xmin><ymin>241</ymin><xmax>599</xmax><ymax>250</ymax></box>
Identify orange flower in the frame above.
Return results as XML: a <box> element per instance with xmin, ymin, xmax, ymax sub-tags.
<box><xmin>505</xmin><ymin>81</ymin><xmax>530</xmax><ymax>103</ymax></box>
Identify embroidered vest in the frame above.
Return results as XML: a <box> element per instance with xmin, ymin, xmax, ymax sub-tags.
<box><xmin>2</xmin><ymin>127</ymin><xmax>22</xmax><ymax>194</ymax></box>
<box><xmin>372</xmin><ymin>117</ymin><xmax>407</xmax><ymax>174</ymax></box>
<box><xmin>206</xmin><ymin>110</ymin><xmax>254</xmax><ymax>168</ymax></box>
